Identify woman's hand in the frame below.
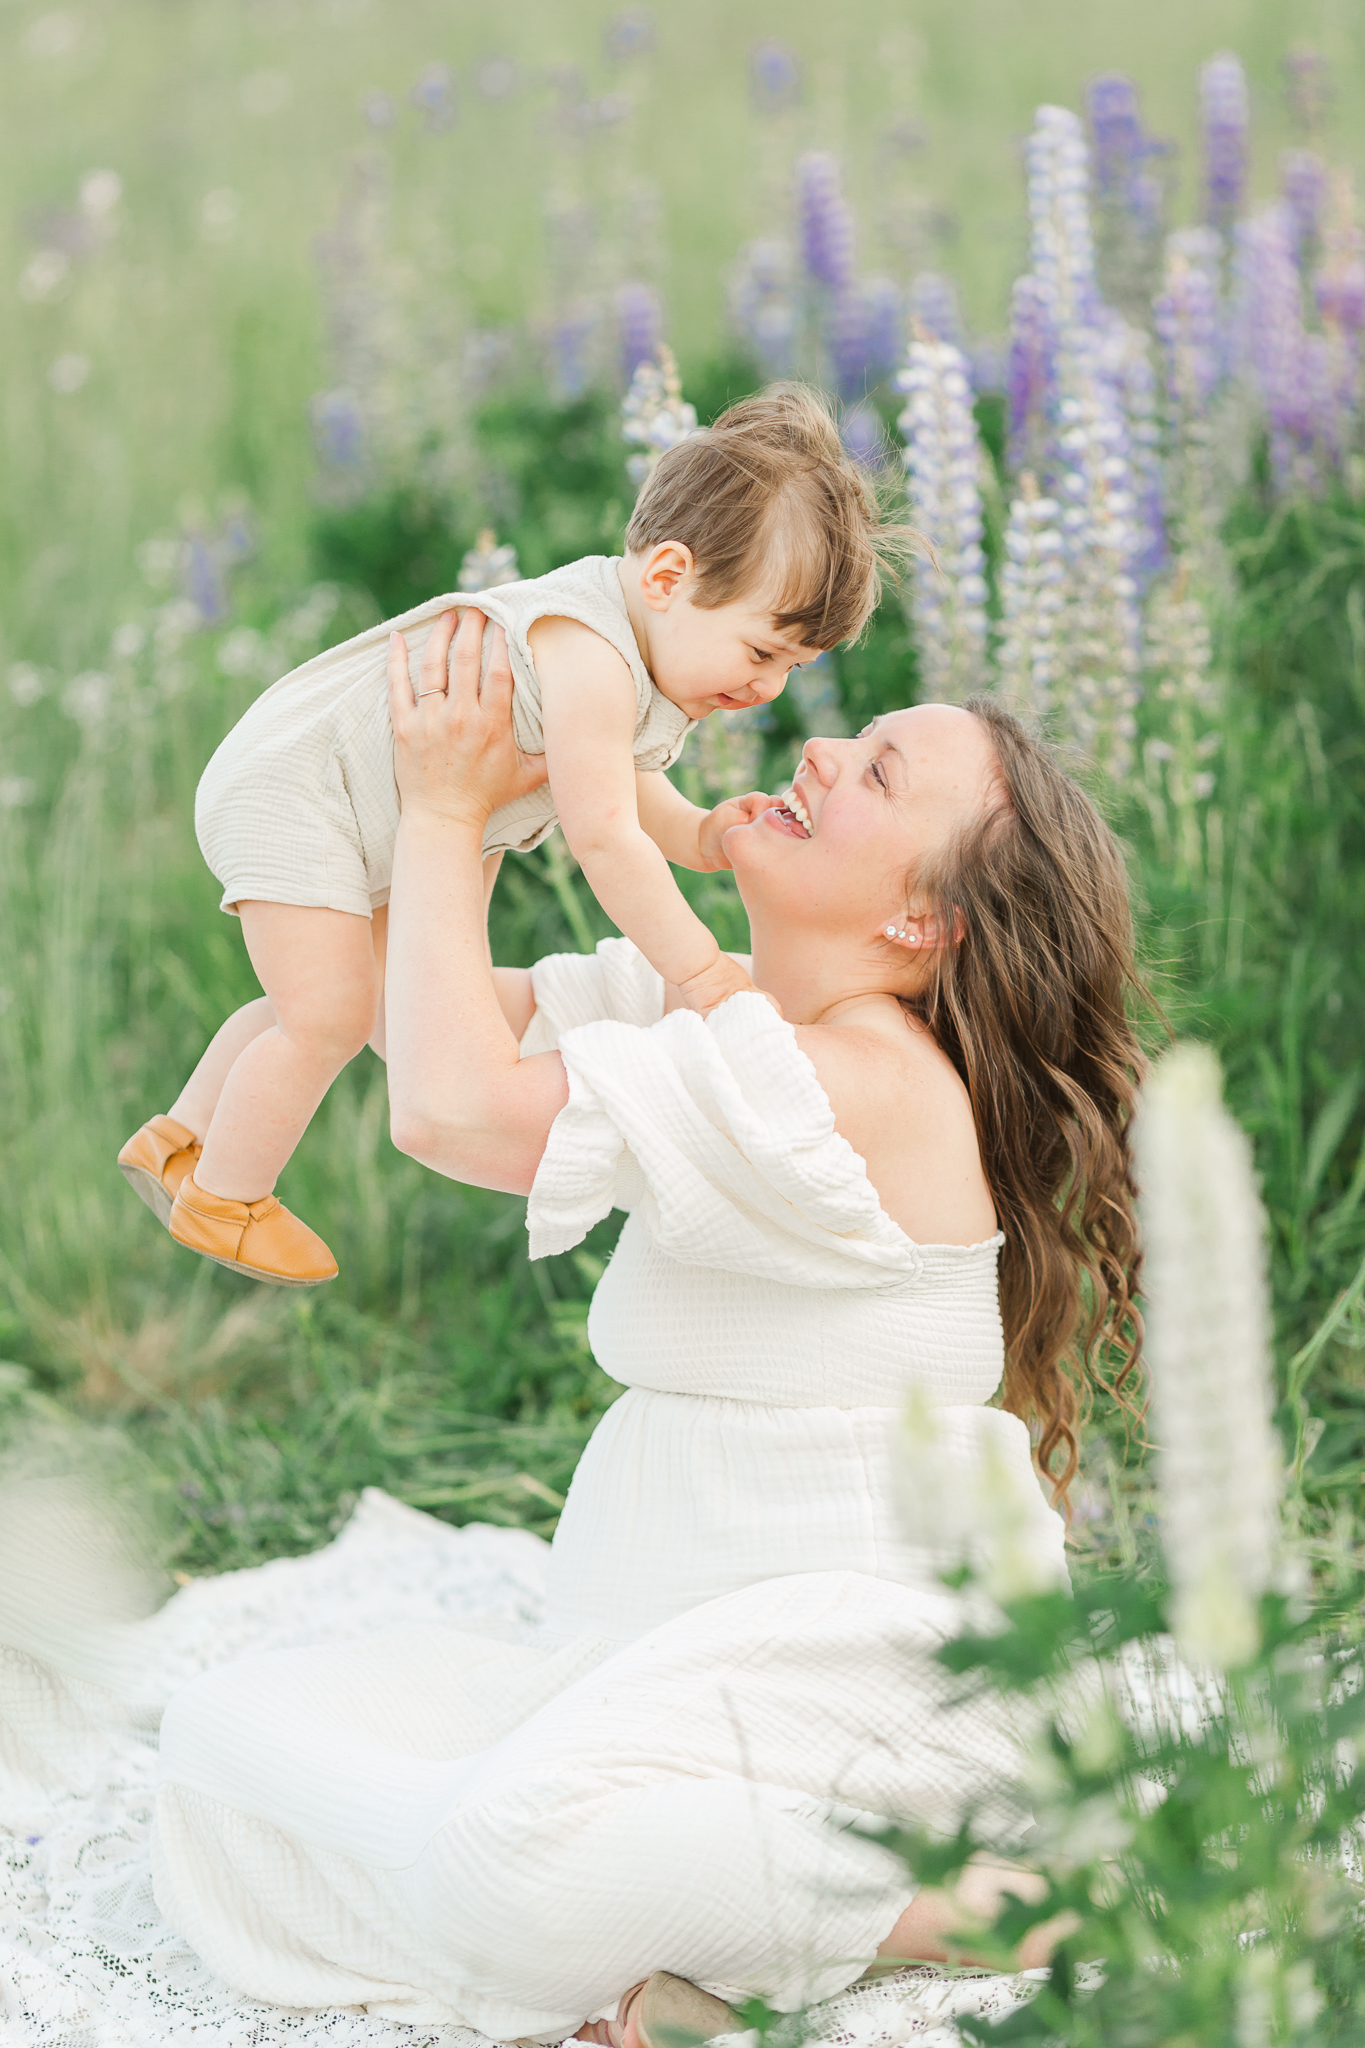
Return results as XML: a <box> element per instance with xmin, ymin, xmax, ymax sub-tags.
<box><xmin>388</xmin><ymin>606</ymin><xmax>548</xmax><ymax>829</ymax></box>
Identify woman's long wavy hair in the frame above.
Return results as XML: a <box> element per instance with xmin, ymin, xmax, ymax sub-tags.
<box><xmin>904</xmin><ymin>696</ymin><xmax>1148</xmax><ymax>1506</ymax></box>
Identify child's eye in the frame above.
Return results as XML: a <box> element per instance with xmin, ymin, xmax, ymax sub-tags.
<box><xmin>750</xmin><ymin>648</ymin><xmax>771</xmax><ymax>662</ymax></box>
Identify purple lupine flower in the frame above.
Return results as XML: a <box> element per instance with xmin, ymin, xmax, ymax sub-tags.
<box><xmin>795</xmin><ymin>152</ymin><xmax>855</xmax><ymax>293</ymax></box>
<box><xmin>1087</xmin><ymin>72</ymin><xmax>1169</xmax><ymax>307</ymax></box>
<box><xmin>550</xmin><ymin>304</ymin><xmax>599</xmax><ymax>404</ymax></box>
<box><xmin>616</xmin><ymin>281</ymin><xmax>662</xmax><ymax>382</ymax></box>
<box><xmin>410</xmin><ymin>61</ymin><xmax>456</xmax><ymax>133</ymax></box>
<box><xmin>1088</xmin><ymin>74</ymin><xmax>1144</xmax><ymax>204</ymax></box>
<box><xmin>830</xmin><ymin>278</ymin><xmax>903</xmax><ymax>397</ymax></box>
<box><xmin>908</xmin><ymin>271</ymin><xmax>962</xmax><ymax>348</ymax></box>
<box><xmin>1200</xmin><ymin>53</ymin><xmax>1249</xmax><ymax>231</ymax></box>
<box><xmin>1283</xmin><ymin>45</ymin><xmax>1331</xmax><ymax>139</ymax></box>
<box><xmin>1154</xmin><ymin>234</ymin><xmax>1223</xmax><ymax>412</ymax></box>
<box><xmin>1006</xmin><ymin>273</ymin><xmax>1056</xmax><ymax>475</ymax></box>
<box><xmin>968</xmin><ymin>337</ymin><xmax>1008</xmax><ymax>394</ymax></box>
<box><xmin>1281</xmin><ymin>149</ymin><xmax>1327</xmax><ymax>255</ymax></box>
<box><xmin>726</xmin><ymin>238</ymin><xmax>797</xmax><ymax>376</ymax></box>
<box><xmin>749</xmin><ymin>40</ymin><xmax>802</xmax><ymax>115</ymax></box>
<box><xmin>604</xmin><ymin>9</ymin><xmax>654</xmax><ymax>60</ymax></box>
<box><xmin>184</xmin><ymin>533</ymin><xmax>227</xmax><ymax>623</ymax></box>
<box><xmin>896</xmin><ymin>336</ymin><xmax>989</xmax><ymax>702</ymax></box>
<box><xmin>310</xmin><ymin>388</ymin><xmax>364</xmax><ymax>468</ymax></box>
<box><xmin>1234</xmin><ymin>204</ymin><xmax>1323</xmax><ymax>491</ymax></box>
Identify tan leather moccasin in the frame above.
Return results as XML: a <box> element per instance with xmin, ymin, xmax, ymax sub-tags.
<box><xmin>118</xmin><ymin>1114</ymin><xmax>204</xmax><ymax>1226</ymax></box>
<box><xmin>168</xmin><ymin>1172</ymin><xmax>338</xmax><ymax>1286</ymax></box>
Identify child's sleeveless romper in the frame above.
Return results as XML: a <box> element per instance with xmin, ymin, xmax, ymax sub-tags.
<box><xmin>194</xmin><ymin>554</ymin><xmax>696</xmax><ymax>918</ymax></box>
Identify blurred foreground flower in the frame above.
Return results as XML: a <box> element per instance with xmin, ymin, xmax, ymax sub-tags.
<box><xmin>620</xmin><ymin>344</ymin><xmax>697</xmax><ymax>489</ymax></box>
<box><xmin>1134</xmin><ymin>1044</ymin><xmax>1283</xmax><ymax>1670</ymax></box>
<box><xmin>459</xmin><ymin>530</ymin><xmax>520</xmax><ymax>593</ymax></box>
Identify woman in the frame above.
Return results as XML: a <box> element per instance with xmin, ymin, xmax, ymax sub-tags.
<box><xmin>150</xmin><ymin>609</ymin><xmax>1143</xmax><ymax>2043</ymax></box>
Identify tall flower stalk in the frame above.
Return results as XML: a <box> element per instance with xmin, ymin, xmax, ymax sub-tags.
<box><xmin>1154</xmin><ymin>228</ymin><xmax>1230</xmax><ymax>570</ymax></box>
<box><xmin>1134</xmin><ymin>1044</ymin><xmax>1283</xmax><ymax>1671</ymax></box>
<box><xmin>1200</xmin><ymin>52</ymin><xmax>1250</xmax><ymax>233</ymax></box>
<box><xmin>997</xmin><ymin>473</ymin><xmax>1065</xmax><ymax>720</ymax></box>
<box><xmin>1087</xmin><ymin>72</ymin><xmax>1168</xmax><ymax>315</ymax></box>
<box><xmin>1017</xmin><ymin>105</ymin><xmax>1142</xmax><ymax>774</ymax></box>
<box><xmin>897</xmin><ymin>335</ymin><xmax>989</xmax><ymax>702</ymax></box>
<box><xmin>620</xmin><ymin>344</ymin><xmax>698</xmax><ymax>489</ymax></box>
<box><xmin>1141</xmin><ymin>567</ymin><xmax>1222</xmax><ymax>884</ymax></box>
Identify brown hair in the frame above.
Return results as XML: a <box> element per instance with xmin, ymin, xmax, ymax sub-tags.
<box><xmin>905</xmin><ymin>696</ymin><xmax>1148</xmax><ymax>1505</ymax></box>
<box><xmin>624</xmin><ymin>382</ymin><xmax>919</xmax><ymax>649</ymax></box>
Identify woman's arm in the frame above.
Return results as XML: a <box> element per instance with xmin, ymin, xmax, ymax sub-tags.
<box><xmin>383</xmin><ymin>608</ymin><xmax>570</xmax><ymax>1194</ymax></box>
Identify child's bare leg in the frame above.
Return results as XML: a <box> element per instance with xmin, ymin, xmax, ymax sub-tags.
<box><xmin>194</xmin><ymin>902</ymin><xmax>379</xmax><ymax>1201</ymax></box>
<box><xmin>166</xmin><ymin>996</ymin><xmax>277</xmax><ymax>1139</ymax></box>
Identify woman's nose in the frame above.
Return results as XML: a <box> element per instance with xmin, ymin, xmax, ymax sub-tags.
<box><xmin>800</xmin><ymin>735</ymin><xmax>840</xmax><ymax>784</ymax></box>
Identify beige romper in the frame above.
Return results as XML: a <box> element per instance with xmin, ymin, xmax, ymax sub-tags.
<box><xmin>194</xmin><ymin>554</ymin><xmax>696</xmax><ymax>919</ymax></box>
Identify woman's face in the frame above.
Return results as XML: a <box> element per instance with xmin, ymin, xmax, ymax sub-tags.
<box><xmin>724</xmin><ymin>704</ymin><xmax>1000</xmax><ymax>938</ymax></box>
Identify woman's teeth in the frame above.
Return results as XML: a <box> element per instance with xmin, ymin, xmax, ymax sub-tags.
<box><xmin>782</xmin><ymin>792</ymin><xmax>813</xmax><ymax>836</ymax></box>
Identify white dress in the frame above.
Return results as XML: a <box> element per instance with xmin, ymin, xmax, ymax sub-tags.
<box><xmin>193</xmin><ymin>556</ymin><xmax>695</xmax><ymax>919</ymax></box>
<box><xmin>149</xmin><ymin>942</ymin><xmax>1068</xmax><ymax>2040</ymax></box>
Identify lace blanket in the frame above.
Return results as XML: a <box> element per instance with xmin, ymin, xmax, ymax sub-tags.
<box><xmin>0</xmin><ymin>1489</ymin><xmax>1040</xmax><ymax>2048</ymax></box>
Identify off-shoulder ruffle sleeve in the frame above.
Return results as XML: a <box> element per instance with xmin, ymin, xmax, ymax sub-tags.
<box><xmin>526</xmin><ymin>965</ymin><xmax>926</xmax><ymax>1288</ymax></box>
<box><xmin>518</xmin><ymin>936</ymin><xmax>665</xmax><ymax>1055</ymax></box>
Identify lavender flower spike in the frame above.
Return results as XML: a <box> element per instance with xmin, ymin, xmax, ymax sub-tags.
<box><xmin>897</xmin><ymin>334</ymin><xmax>989</xmax><ymax>703</ymax></box>
<box><xmin>620</xmin><ymin>344</ymin><xmax>698</xmax><ymax>490</ymax></box>
<box><xmin>726</xmin><ymin>239</ymin><xmax>797</xmax><ymax>376</ymax></box>
<box><xmin>795</xmin><ymin>152</ymin><xmax>855</xmax><ymax>293</ymax></box>
<box><xmin>1135</xmin><ymin>1044</ymin><xmax>1282</xmax><ymax>1671</ymax></box>
<box><xmin>1200</xmin><ymin>52</ymin><xmax>1249</xmax><ymax>231</ymax></box>
<box><xmin>616</xmin><ymin>281</ymin><xmax>662</xmax><ymax>383</ymax></box>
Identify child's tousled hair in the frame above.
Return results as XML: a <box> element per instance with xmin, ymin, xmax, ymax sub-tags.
<box><xmin>624</xmin><ymin>382</ymin><xmax>920</xmax><ymax>649</ymax></box>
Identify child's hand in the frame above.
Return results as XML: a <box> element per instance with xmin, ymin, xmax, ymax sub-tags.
<box><xmin>676</xmin><ymin>952</ymin><xmax>783</xmax><ymax>1019</ymax></box>
<box><xmin>697</xmin><ymin>791</ymin><xmax>783</xmax><ymax>872</ymax></box>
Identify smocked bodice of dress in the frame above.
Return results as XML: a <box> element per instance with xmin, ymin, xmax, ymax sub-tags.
<box><xmin>519</xmin><ymin>940</ymin><xmax>1067</xmax><ymax>1642</ymax></box>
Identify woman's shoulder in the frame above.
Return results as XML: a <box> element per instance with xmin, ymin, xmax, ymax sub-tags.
<box><xmin>793</xmin><ymin>1008</ymin><xmax>998</xmax><ymax>1248</ymax></box>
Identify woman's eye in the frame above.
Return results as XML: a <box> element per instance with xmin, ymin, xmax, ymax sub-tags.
<box><xmin>871</xmin><ymin>759</ymin><xmax>888</xmax><ymax>790</ymax></box>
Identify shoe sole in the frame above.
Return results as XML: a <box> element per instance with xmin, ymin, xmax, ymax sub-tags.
<box><xmin>119</xmin><ymin>1160</ymin><xmax>176</xmax><ymax>1228</ymax></box>
<box><xmin>169</xmin><ymin>1236</ymin><xmax>337</xmax><ymax>1286</ymax></box>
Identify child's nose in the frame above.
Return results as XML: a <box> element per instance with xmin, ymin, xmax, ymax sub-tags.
<box><xmin>751</xmin><ymin>666</ymin><xmax>789</xmax><ymax>703</ymax></box>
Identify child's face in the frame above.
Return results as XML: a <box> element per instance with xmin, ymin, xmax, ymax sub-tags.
<box><xmin>625</xmin><ymin>546</ymin><xmax>826</xmax><ymax>721</ymax></box>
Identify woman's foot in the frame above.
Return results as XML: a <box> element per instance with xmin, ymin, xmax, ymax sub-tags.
<box><xmin>168</xmin><ymin>1172</ymin><xmax>338</xmax><ymax>1285</ymax></box>
<box><xmin>118</xmin><ymin>1115</ymin><xmax>203</xmax><ymax>1225</ymax></box>
<box><xmin>576</xmin><ymin>1974</ymin><xmax>737</xmax><ymax>2048</ymax></box>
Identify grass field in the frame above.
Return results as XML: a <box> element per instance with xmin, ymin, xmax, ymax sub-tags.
<box><xmin>2</xmin><ymin>0</ymin><xmax>1364</xmax><ymax>1591</ymax></box>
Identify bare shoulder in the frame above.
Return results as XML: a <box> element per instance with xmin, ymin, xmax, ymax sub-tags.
<box><xmin>793</xmin><ymin>1013</ymin><xmax>997</xmax><ymax>1245</ymax></box>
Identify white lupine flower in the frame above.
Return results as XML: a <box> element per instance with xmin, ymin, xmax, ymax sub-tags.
<box><xmin>997</xmin><ymin>474</ymin><xmax>1065</xmax><ymax>719</ymax></box>
<box><xmin>621</xmin><ymin>344</ymin><xmax>698</xmax><ymax>490</ymax></box>
<box><xmin>896</xmin><ymin>336</ymin><xmax>989</xmax><ymax>702</ymax></box>
<box><xmin>458</xmin><ymin>529</ymin><xmax>520</xmax><ymax>593</ymax></box>
<box><xmin>1134</xmin><ymin>1044</ymin><xmax>1283</xmax><ymax>1671</ymax></box>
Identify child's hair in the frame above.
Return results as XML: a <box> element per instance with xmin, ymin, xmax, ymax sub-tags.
<box><xmin>624</xmin><ymin>382</ymin><xmax>919</xmax><ymax>649</ymax></box>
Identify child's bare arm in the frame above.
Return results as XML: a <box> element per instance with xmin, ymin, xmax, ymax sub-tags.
<box><xmin>636</xmin><ymin>772</ymin><xmax>783</xmax><ymax>873</ymax></box>
<box><xmin>531</xmin><ymin>617</ymin><xmax>754</xmax><ymax>1010</ymax></box>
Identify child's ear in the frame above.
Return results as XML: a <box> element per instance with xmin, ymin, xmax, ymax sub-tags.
<box><xmin>639</xmin><ymin>540</ymin><xmax>695</xmax><ymax>608</ymax></box>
